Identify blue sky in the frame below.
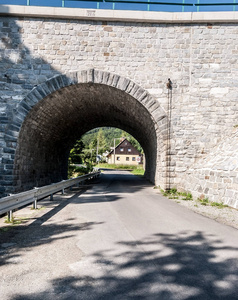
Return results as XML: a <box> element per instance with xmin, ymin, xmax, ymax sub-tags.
<box><xmin>0</xmin><ymin>0</ymin><xmax>237</xmax><ymax>12</ymax></box>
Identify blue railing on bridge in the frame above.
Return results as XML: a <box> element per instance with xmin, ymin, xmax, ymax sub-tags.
<box><xmin>0</xmin><ymin>0</ymin><xmax>238</xmax><ymax>12</ymax></box>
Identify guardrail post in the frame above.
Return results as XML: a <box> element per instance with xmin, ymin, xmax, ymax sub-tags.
<box><xmin>50</xmin><ymin>194</ymin><xmax>53</xmax><ymax>201</ymax></box>
<box><xmin>62</xmin><ymin>188</ymin><xmax>65</xmax><ymax>195</ymax></box>
<box><xmin>7</xmin><ymin>210</ymin><xmax>13</xmax><ymax>223</ymax></box>
<box><xmin>32</xmin><ymin>199</ymin><xmax>37</xmax><ymax>209</ymax></box>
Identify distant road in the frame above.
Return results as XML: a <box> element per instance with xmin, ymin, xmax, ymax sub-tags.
<box><xmin>0</xmin><ymin>170</ymin><xmax>238</xmax><ymax>300</ymax></box>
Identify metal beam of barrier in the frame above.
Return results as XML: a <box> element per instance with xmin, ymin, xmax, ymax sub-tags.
<box><xmin>0</xmin><ymin>171</ymin><xmax>100</xmax><ymax>222</ymax></box>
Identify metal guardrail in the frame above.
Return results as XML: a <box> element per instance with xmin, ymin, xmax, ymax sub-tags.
<box><xmin>0</xmin><ymin>170</ymin><xmax>100</xmax><ymax>222</ymax></box>
<box><xmin>1</xmin><ymin>1</ymin><xmax>238</xmax><ymax>12</ymax></box>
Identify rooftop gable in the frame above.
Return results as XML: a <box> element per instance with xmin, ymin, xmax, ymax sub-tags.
<box><xmin>108</xmin><ymin>138</ymin><xmax>141</xmax><ymax>156</ymax></box>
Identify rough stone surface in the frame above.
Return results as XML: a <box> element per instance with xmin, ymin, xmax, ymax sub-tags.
<box><xmin>0</xmin><ymin>16</ymin><xmax>238</xmax><ymax>207</ymax></box>
<box><xmin>180</xmin><ymin>128</ymin><xmax>238</xmax><ymax>208</ymax></box>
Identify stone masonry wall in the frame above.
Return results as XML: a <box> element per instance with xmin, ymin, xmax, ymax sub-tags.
<box><xmin>180</xmin><ymin>127</ymin><xmax>238</xmax><ymax>208</ymax></box>
<box><xmin>0</xmin><ymin>14</ymin><xmax>238</xmax><ymax>205</ymax></box>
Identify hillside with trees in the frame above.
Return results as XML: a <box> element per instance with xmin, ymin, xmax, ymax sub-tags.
<box><xmin>69</xmin><ymin>127</ymin><xmax>143</xmax><ymax>166</ymax></box>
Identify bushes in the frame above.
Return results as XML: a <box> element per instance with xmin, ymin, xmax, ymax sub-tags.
<box><xmin>68</xmin><ymin>165</ymin><xmax>93</xmax><ymax>179</ymax></box>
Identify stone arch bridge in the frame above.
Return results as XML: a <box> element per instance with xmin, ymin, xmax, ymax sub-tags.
<box><xmin>0</xmin><ymin>5</ymin><xmax>238</xmax><ymax>208</ymax></box>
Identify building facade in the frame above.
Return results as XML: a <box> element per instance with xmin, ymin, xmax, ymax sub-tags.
<box><xmin>107</xmin><ymin>139</ymin><xmax>142</xmax><ymax>165</ymax></box>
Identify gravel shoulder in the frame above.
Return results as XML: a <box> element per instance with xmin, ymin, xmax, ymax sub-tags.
<box><xmin>154</xmin><ymin>189</ymin><xmax>238</xmax><ymax>230</ymax></box>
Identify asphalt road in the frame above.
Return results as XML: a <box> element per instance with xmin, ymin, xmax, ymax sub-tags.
<box><xmin>0</xmin><ymin>170</ymin><xmax>238</xmax><ymax>300</ymax></box>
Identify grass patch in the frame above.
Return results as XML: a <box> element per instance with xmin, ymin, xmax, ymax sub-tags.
<box><xmin>197</xmin><ymin>198</ymin><xmax>228</xmax><ymax>208</ymax></box>
<box><xmin>96</xmin><ymin>163</ymin><xmax>144</xmax><ymax>176</ymax></box>
<box><xmin>160</xmin><ymin>188</ymin><xmax>231</xmax><ymax>210</ymax></box>
<box><xmin>153</xmin><ymin>186</ymin><xmax>160</xmax><ymax>189</ymax></box>
<box><xmin>131</xmin><ymin>168</ymin><xmax>145</xmax><ymax>176</ymax></box>
<box><xmin>198</xmin><ymin>197</ymin><xmax>209</xmax><ymax>206</ymax></box>
<box><xmin>4</xmin><ymin>216</ymin><xmax>29</xmax><ymax>225</ymax></box>
<box><xmin>160</xmin><ymin>188</ymin><xmax>193</xmax><ymax>201</ymax></box>
<box><xmin>210</xmin><ymin>201</ymin><xmax>228</xmax><ymax>208</ymax></box>
<box><xmin>182</xmin><ymin>193</ymin><xmax>193</xmax><ymax>201</ymax></box>
<box><xmin>169</xmin><ymin>196</ymin><xmax>179</xmax><ymax>199</ymax></box>
<box><xmin>31</xmin><ymin>206</ymin><xmax>46</xmax><ymax>211</ymax></box>
<box><xmin>96</xmin><ymin>163</ymin><xmax>142</xmax><ymax>170</ymax></box>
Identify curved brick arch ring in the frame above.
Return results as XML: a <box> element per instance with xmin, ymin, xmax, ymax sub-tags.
<box><xmin>3</xmin><ymin>69</ymin><xmax>169</xmax><ymax>196</ymax></box>
<box><xmin>16</xmin><ymin>69</ymin><xmax>168</xmax><ymax>135</ymax></box>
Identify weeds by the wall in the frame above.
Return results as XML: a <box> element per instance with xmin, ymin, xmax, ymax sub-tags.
<box><xmin>158</xmin><ymin>188</ymin><xmax>229</xmax><ymax>209</ymax></box>
<box><xmin>159</xmin><ymin>188</ymin><xmax>193</xmax><ymax>201</ymax></box>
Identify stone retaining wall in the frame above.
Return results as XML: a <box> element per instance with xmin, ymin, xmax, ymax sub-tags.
<box><xmin>180</xmin><ymin>128</ymin><xmax>238</xmax><ymax>208</ymax></box>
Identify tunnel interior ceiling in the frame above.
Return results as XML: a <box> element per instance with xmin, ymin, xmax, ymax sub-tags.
<box><xmin>19</xmin><ymin>83</ymin><xmax>156</xmax><ymax>151</ymax></box>
<box><xmin>14</xmin><ymin>83</ymin><xmax>158</xmax><ymax>190</ymax></box>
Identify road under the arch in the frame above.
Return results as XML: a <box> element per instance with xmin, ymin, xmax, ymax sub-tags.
<box><xmin>0</xmin><ymin>170</ymin><xmax>237</xmax><ymax>299</ymax></box>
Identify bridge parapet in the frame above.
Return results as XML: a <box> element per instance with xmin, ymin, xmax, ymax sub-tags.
<box><xmin>1</xmin><ymin>5</ymin><xmax>238</xmax><ymax>23</ymax></box>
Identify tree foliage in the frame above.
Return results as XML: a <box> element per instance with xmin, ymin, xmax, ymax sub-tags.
<box><xmin>68</xmin><ymin>139</ymin><xmax>84</xmax><ymax>164</ymax></box>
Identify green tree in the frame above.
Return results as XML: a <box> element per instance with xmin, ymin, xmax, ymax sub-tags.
<box><xmin>81</xmin><ymin>148</ymin><xmax>95</xmax><ymax>171</ymax></box>
<box><xmin>69</xmin><ymin>139</ymin><xmax>84</xmax><ymax>164</ymax></box>
<box><xmin>97</xmin><ymin>128</ymin><xmax>108</xmax><ymax>155</ymax></box>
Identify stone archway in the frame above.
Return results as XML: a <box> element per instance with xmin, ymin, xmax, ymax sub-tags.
<box><xmin>2</xmin><ymin>69</ymin><xmax>168</xmax><ymax>195</ymax></box>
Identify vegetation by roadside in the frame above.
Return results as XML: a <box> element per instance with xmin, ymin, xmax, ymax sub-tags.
<box><xmin>68</xmin><ymin>162</ymin><xmax>145</xmax><ymax>179</ymax></box>
<box><xmin>158</xmin><ymin>188</ymin><xmax>229</xmax><ymax>208</ymax></box>
<box><xmin>68</xmin><ymin>164</ymin><xmax>93</xmax><ymax>178</ymax></box>
<box><xmin>1</xmin><ymin>216</ymin><xmax>34</xmax><ymax>232</ymax></box>
<box><xmin>96</xmin><ymin>163</ymin><xmax>145</xmax><ymax>176</ymax></box>
<box><xmin>130</xmin><ymin>168</ymin><xmax>145</xmax><ymax>176</ymax></box>
<box><xmin>96</xmin><ymin>163</ymin><xmax>139</xmax><ymax>170</ymax></box>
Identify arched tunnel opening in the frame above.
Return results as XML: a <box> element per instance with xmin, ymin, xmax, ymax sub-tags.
<box><xmin>12</xmin><ymin>78</ymin><xmax>165</xmax><ymax>193</ymax></box>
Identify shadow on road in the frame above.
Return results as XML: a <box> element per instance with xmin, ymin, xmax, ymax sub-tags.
<box><xmin>0</xmin><ymin>189</ymin><xmax>104</xmax><ymax>267</ymax></box>
<box><xmin>99</xmin><ymin>171</ymin><xmax>153</xmax><ymax>193</ymax></box>
<box><xmin>0</xmin><ymin>172</ymin><xmax>147</xmax><ymax>267</ymax></box>
<box><xmin>10</xmin><ymin>231</ymin><xmax>238</xmax><ymax>300</ymax></box>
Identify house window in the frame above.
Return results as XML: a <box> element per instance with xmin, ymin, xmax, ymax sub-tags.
<box><xmin>126</xmin><ymin>157</ymin><xmax>129</xmax><ymax>161</ymax></box>
<box><xmin>128</xmin><ymin>148</ymin><xmax>131</xmax><ymax>152</ymax></box>
<box><xmin>120</xmin><ymin>148</ymin><xmax>124</xmax><ymax>152</ymax></box>
<box><xmin>132</xmin><ymin>157</ymin><xmax>136</xmax><ymax>161</ymax></box>
<box><xmin>117</xmin><ymin>157</ymin><xmax>120</xmax><ymax>161</ymax></box>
